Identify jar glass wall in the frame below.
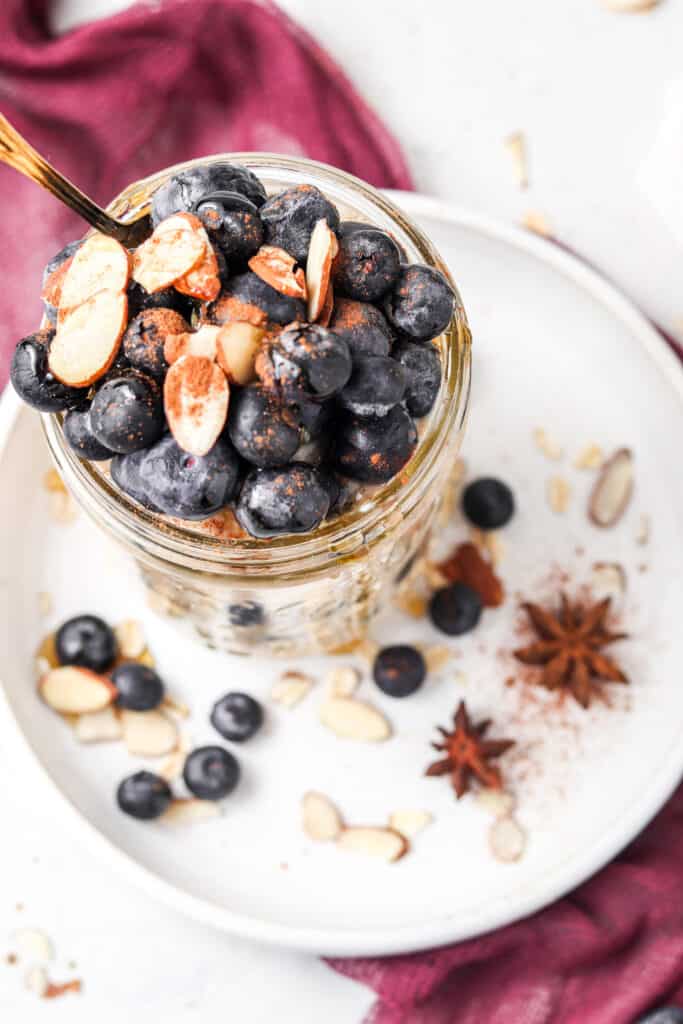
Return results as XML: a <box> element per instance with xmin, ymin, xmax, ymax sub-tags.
<box><xmin>42</xmin><ymin>154</ymin><xmax>472</xmax><ymax>656</ymax></box>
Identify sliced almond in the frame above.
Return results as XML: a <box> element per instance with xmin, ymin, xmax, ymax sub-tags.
<box><xmin>132</xmin><ymin>213</ymin><xmax>206</xmax><ymax>293</ymax></box>
<box><xmin>175</xmin><ymin>222</ymin><xmax>221</xmax><ymax>302</ymax></box>
<box><xmin>49</xmin><ymin>289</ymin><xmax>127</xmax><ymax>387</ymax></box>
<box><xmin>388</xmin><ymin>809</ymin><xmax>433</xmax><ymax>839</ymax></box>
<box><xmin>489</xmin><ymin>815</ymin><xmax>526</xmax><ymax>863</ymax></box>
<box><xmin>602</xmin><ymin>0</ymin><xmax>660</xmax><ymax>10</ymax></box>
<box><xmin>504</xmin><ymin>131</ymin><xmax>528</xmax><ymax>188</ymax></box>
<box><xmin>319</xmin><ymin>698</ymin><xmax>391</xmax><ymax>742</ymax></box>
<box><xmin>475</xmin><ymin>788</ymin><xmax>516</xmax><ymax>818</ymax></box>
<box><xmin>324</xmin><ymin>665</ymin><xmax>361</xmax><ymax>698</ymax></box>
<box><xmin>249</xmin><ymin>245</ymin><xmax>307</xmax><ymax>299</ymax></box>
<box><xmin>306</xmin><ymin>219</ymin><xmax>338</xmax><ymax>321</ymax></box>
<box><xmin>588</xmin><ymin>448</ymin><xmax>634</xmax><ymax>528</ymax></box>
<box><xmin>522</xmin><ymin>211</ymin><xmax>551</xmax><ymax>237</ymax></box>
<box><xmin>271</xmin><ymin>670</ymin><xmax>314</xmax><ymax>708</ymax></box>
<box><xmin>422</xmin><ymin>645</ymin><xmax>452</xmax><ymax>674</ymax></box>
<box><xmin>41</xmin><ymin>257</ymin><xmax>73</xmax><ymax>308</ymax></box>
<box><xmin>317</xmin><ymin>280</ymin><xmax>334</xmax><ymax>327</ymax></box>
<box><xmin>164</xmin><ymin>323</ymin><xmax>220</xmax><ymax>365</ymax></box>
<box><xmin>547</xmin><ymin>475</ymin><xmax>571</xmax><ymax>514</ymax></box>
<box><xmin>157</xmin><ymin>737</ymin><xmax>189</xmax><ymax>781</ymax></box>
<box><xmin>74</xmin><ymin>706</ymin><xmax>122</xmax><ymax>743</ymax></box>
<box><xmin>533</xmin><ymin>427</ymin><xmax>563</xmax><ymax>461</ymax></box>
<box><xmin>302</xmin><ymin>791</ymin><xmax>344</xmax><ymax>841</ymax></box>
<box><xmin>13</xmin><ymin>928</ymin><xmax>54</xmax><ymax>962</ymax></box>
<box><xmin>25</xmin><ymin>965</ymin><xmax>49</xmax><ymax>997</ymax></box>
<box><xmin>161</xmin><ymin>798</ymin><xmax>221</xmax><ymax>825</ymax></box>
<box><xmin>164</xmin><ymin>354</ymin><xmax>229</xmax><ymax>456</ymax></box>
<box><xmin>574</xmin><ymin>443</ymin><xmax>603</xmax><ymax>470</ymax></box>
<box><xmin>215</xmin><ymin>322</ymin><xmax>264</xmax><ymax>385</ymax></box>
<box><xmin>39</xmin><ymin>666</ymin><xmax>116</xmax><ymax>714</ymax></box>
<box><xmin>114</xmin><ymin>619</ymin><xmax>146</xmax><ymax>659</ymax></box>
<box><xmin>59</xmin><ymin>233</ymin><xmax>130</xmax><ymax>311</ymax></box>
<box><xmin>161</xmin><ymin>694</ymin><xmax>191</xmax><ymax>719</ymax></box>
<box><xmin>120</xmin><ymin>708</ymin><xmax>178</xmax><ymax>757</ymax></box>
<box><xmin>337</xmin><ymin>827</ymin><xmax>408</xmax><ymax>863</ymax></box>
<box><xmin>591</xmin><ymin>561</ymin><xmax>627</xmax><ymax>602</ymax></box>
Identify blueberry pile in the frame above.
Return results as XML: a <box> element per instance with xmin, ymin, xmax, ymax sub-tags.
<box><xmin>11</xmin><ymin>161</ymin><xmax>455</xmax><ymax>539</ymax></box>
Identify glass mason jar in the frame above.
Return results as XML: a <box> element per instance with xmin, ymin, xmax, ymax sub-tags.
<box><xmin>42</xmin><ymin>155</ymin><xmax>471</xmax><ymax>657</ymax></box>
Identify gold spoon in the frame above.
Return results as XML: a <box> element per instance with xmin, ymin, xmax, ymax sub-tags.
<box><xmin>0</xmin><ymin>112</ymin><xmax>149</xmax><ymax>247</ymax></box>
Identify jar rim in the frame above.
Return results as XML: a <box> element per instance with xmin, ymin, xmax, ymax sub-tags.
<box><xmin>43</xmin><ymin>154</ymin><xmax>471</xmax><ymax>574</ymax></box>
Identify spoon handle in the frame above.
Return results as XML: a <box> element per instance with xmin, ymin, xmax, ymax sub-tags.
<box><xmin>0</xmin><ymin>113</ymin><xmax>132</xmax><ymax>243</ymax></box>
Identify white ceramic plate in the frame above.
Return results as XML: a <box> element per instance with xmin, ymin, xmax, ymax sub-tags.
<box><xmin>1</xmin><ymin>194</ymin><xmax>682</xmax><ymax>957</ymax></box>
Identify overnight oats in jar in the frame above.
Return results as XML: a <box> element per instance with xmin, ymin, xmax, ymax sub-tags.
<box><xmin>11</xmin><ymin>155</ymin><xmax>471</xmax><ymax>656</ymax></box>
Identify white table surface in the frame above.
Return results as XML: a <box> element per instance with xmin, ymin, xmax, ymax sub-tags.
<box><xmin>4</xmin><ymin>0</ymin><xmax>682</xmax><ymax>1019</ymax></box>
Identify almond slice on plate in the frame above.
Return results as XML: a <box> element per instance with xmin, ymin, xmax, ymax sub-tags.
<box><xmin>41</xmin><ymin>257</ymin><xmax>74</xmax><ymax>308</ymax></box>
<box><xmin>74</xmin><ymin>706</ymin><xmax>122</xmax><ymax>743</ymax></box>
<box><xmin>319</xmin><ymin>697</ymin><xmax>391</xmax><ymax>742</ymax></box>
<box><xmin>175</xmin><ymin>222</ymin><xmax>221</xmax><ymax>302</ymax></box>
<box><xmin>588</xmin><ymin>448</ymin><xmax>634</xmax><ymax>528</ymax></box>
<box><xmin>59</xmin><ymin>233</ymin><xmax>130</xmax><ymax>311</ymax></box>
<box><xmin>164</xmin><ymin>353</ymin><xmax>229</xmax><ymax>456</ymax></box>
<box><xmin>161</xmin><ymin>798</ymin><xmax>221</xmax><ymax>825</ymax></box>
<box><xmin>120</xmin><ymin>708</ymin><xmax>178</xmax><ymax>757</ymax></box>
<box><xmin>306</xmin><ymin>219</ymin><xmax>338</xmax><ymax>321</ymax></box>
<box><xmin>132</xmin><ymin>213</ymin><xmax>206</xmax><ymax>294</ymax></box>
<box><xmin>39</xmin><ymin>666</ymin><xmax>116</xmax><ymax>714</ymax></box>
<box><xmin>488</xmin><ymin>815</ymin><xmax>526</xmax><ymax>863</ymax></box>
<box><xmin>317</xmin><ymin>280</ymin><xmax>334</xmax><ymax>327</ymax></box>
<box><xmin>49</xmin><ymin>289</ymin><xmax>127</xmax><ymax>387</ymax></box>
<box><xmin>248</xmin><ymin>245</ymin><xmax>307</xmax><ymax>299</ymax></box>
<box><xmin>337</xmin><ymin>827</ymin><xmax>408</xmax><ymax>863</ymax></box>
<box><xmin>302</xmin><ymin>791</ymin><xmax>344</xmax><ymax>841</ymax></box>
<box><xmin>215</xmin><ymin>322</ymin><xmax>264</xmax><ymax>385</ymax></box>
<box><xmin>164</xmin><ymin>323</ymin><xmax>221</xmax><ymax>365</ymax></box>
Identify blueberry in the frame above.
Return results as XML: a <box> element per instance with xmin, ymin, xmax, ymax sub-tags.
<box><xmin>334</xmin><ymin>404</ymin><xmax>417</xmax><ymax>483</ymax></box>
<box><xmin>210</xmin><ymin>692</ymin><xmax>264</xmax><ymax>742</ymax></box>
<box><xmin>195</xmin><ymin>190</ymin><xmax>263</xmax><ymax>263</ymax></box>
<box><xmin>333</xmin><ymin>226</ymin><xmax>401</xmax><ymax>302</ymax></box>
<box><xmin>183</xmin><ymin>745</ymin><xmax>240</xmax><ymax>800</ymax></box>
<box><xmin>260</xmin><ymin>324</ymin><xmax>352</xmax><ymax>401</ymax></box>
<box><xmin>260</xmin><ymin>184</ymin><xmax>340</xmax><ymax>264</ymax></box>
<box><xmin>429</xmin><ymin>582</ymin><xmax>482</xmax><ymax>636</ymax></box>
<box><xmin>55</xmin><ymin>614</ymin><xmax>117</xmax><ymax>672</ymax></box>
<box><xmin>462</xmin><ymin>478</ymin><xmax>515</xmax><ymax>530</ymax></box>
<box><xmin>373</xmin><ymin>645</ymin><xmax>426</xmax><ymax>697</ymax></box>
<box><xmin>338</xmin><ymin>355</ymin><xmax>405</xmax><ymax>417</ymax></box>
<box><xmin>294</xmin><ymin>396</ymin><xmax>334</xmax><ymax>441</ymax></box>
<box><xmin>393</xmin><ymin>340</ymin><xmax>442</xmax><ymax>417</ymax></box>
<box><xmin>122</xmin><ymin>308</ymin><xmax>190</xmax><ymax>379</ymax></box>
<box><xmin>114</xmin><ymin>434</ymin><xmax>240</xmax><ymax>520</ymax></box>
<box><xmin>205</xmin><ymin>271</ymin><xmax>305</xmax><ymax>327</ymax></box>
<box><xmin>117</xmin><ymin>771</ymin><xmax>172</xmax><ymax>820</ymax></box>
<box><xmin>89</xmin><ymin>371</ymin><xmax>164</xmax><ymax>454</ymax></box>
<box><xmin>151</xmin><ymin>163</ymin><xmax>266</xmax><ymax>225</ymax></box>
<box><xmin>63</xmin><ymin>401</ymin><xmax>116</xmax><ymax>461</ymax></box>
<box><xmin>127</xmin><ymin>281</ymin><xmax>196</xmax><ymax>321</ymax></box>
<box><xmin>328</xmin><ymin>298</ymin><xmax>394</xmax><ymax>358</ymax></box>
<box><xmin>110</xmin><ymin>449</ymin><xmax>163</xmax><ymax>513</ymax></box>
<box><xmin>112</xmin><ymin>662</ymin><xmax>164</xmax><ymax>711</ymax></box>
<box><xmin>236</xmin><ymin>463</ymin><xmax>331</xmax><ymax>538</ymax></box>
<box><xmin>227</xmin><ymin>386</ymin><xmax>300</xmax><ymax>468</ymax></box>
<box><xmin>635</xmin><ymin>1010</ymin><xmax>683</xmax><ymax>1024</ymax></box>
<box><xmin>42</xmin><ymin>240</ymin><xmax>82</xmax><ymax>325</ymax></box>
<box><xmin>384</xmin><ymin>264</ymin><xmax>454</xmax><ymax>342</ymax></box>
<box><xmin>10</xmin><ymin>330</ymin><xmax>87</xmax><ymax>412</ymax></box>
<box><xmin>228</xmin><ymin>601</ymin><xmax>265</xmax><ymax>627</ymax></box>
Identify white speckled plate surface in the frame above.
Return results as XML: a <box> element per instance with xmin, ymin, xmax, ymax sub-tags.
<box><xmin>1</xmin><ymin>194</ymin><xmax>682</xmax><ymax>956</ymax></box>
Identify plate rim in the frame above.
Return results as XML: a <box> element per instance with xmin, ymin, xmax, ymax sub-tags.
<box><xmin>1</xmin><ymin>194</ymin><xmax>682</xmax><ymax>957</ymax></box>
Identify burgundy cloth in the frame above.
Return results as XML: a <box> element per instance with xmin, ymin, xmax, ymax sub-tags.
<box><xmin>0</xmin><ymin>0</ymin><xmax>412</xmax><ymax>386</ymax></box>
<box><xmin>3</xmin><ymin>4</ymin><xmax>683</xmax><ymax>1022</ymax></box>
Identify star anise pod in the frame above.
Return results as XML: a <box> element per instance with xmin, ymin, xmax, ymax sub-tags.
<box><xmin>426</xmin><ymin>701</ymin><xmax>514</xmax><ymax>798</ymax></box>
<box><xmin>514</xmin><ymin>594</ymin><xmax>627</xmax><ymax>708</ymax></box>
